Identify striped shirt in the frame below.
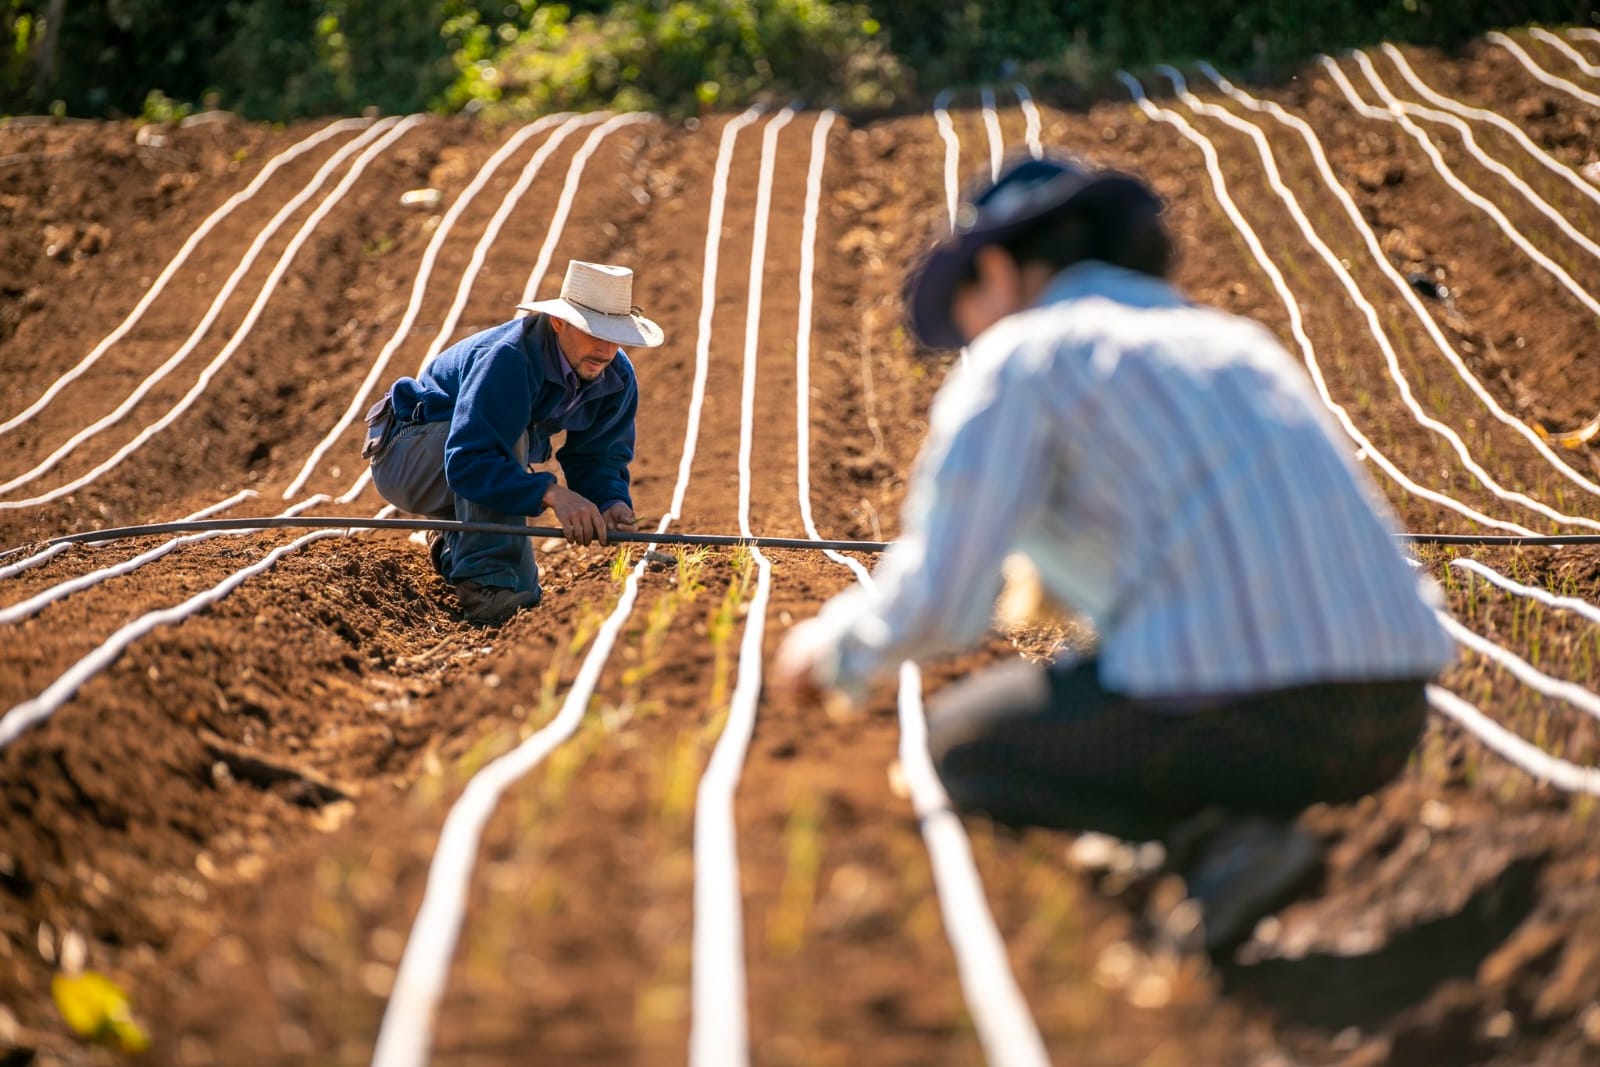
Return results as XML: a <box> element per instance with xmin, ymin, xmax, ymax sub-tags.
<box><xmin>814</xmin><ymin>262</ymin><xmax>1455</xmax><ymax>701</ymax></box>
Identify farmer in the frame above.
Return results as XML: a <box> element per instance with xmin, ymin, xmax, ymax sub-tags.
<box><xmin>364</xmin><ymin>260</ymin><xmax>662</xmax><ymax>625</ymax></box>
<box><xmin>774</xmin><ymin>156</ymin><xmax>1455</xmax><ymax>953</ymax></box>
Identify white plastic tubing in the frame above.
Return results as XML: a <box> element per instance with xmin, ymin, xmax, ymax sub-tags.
<box><xmin>1013</xmin><ymin>83</ymin><xmax>1045</xmax><ymax>158</ymax></box>
<box><xmin>0</xmin><ymin>491</ymin><xmax>256</xmax><ymax>582</ymax></box>
<box><xmin>1488</xmin><ymin>31</ymin><xmax>1600</xmax><ymax>108</ymax></box>
<box><xmin>0</xmin><ymin>118</ymin><xmax>400</xmax><ymax>496</ymax></box>
<box><xmin>1154</xmin><ymin>64</ymin><xmax>1595</xmax><ymax>534</ymax></box>
<box><xmin>1375</xmin><ymin>44</ymin><xmax>1600</xmax><ymax>213</ymax></box>
<box><xmin>0</xmin><ymin>497</ymin><xmax>378</xmax><ymax>751</ymax></box>
<box><xmin>1530</xmin><ymin>28</ymin><xmax>1600</xmax><ymax>77</ymax></box>
<box><xmin>688</xmin><ymin>102</ymin><xmax>797</xmax><ymax>1067</ymax></box>
<box><xmin>1324</xmin><ymin>55</ymin><xmax>1600</xmax><ymax>318</ymax></box>
<box><xmin>283</xmin><ymin>112</ymin><xmax>577</xmax><ymax>499</ymax></box>
<box><xmin>1197</xmin><ymin>62</ymin><xmax>1600</xmax><ymax>505</ymax></box>
<box><xmin>0</xmin><ymin>118</ymin><xmax>593</xmax><ymax>634</ymax></box>
<box><xmin>0</xmin><ymin>117</ymin><xmax>371</xmax><ymax>439</ymax></box>
<box><xmin>0</xmin><ymin>116</ymin><xmax>425</xmax><ymax>510</ymax></box>
<box><xmin>1120</xmin><ymin>71</ymin><xmax>1529</xmax><ymax>536</ymax></box>
<box><xmin>792</xmin><ymin>111</ymin><xmax>1052</xmax><ymax>1067</ymax></box>
<box><xmin>369</xmin><ymin>105</ymin><xmax>764</xmax><ymax>1067</ymax></box>
<box><xmin>1129</xmin><ymin>69</ymin><xmax>1600</xmax><ymax>792</ymax></box>
<box><xmin>0</xmin><ymin>490</ymin><xmax>265</xmax><ymax>624</ymax></box>
<box><xmin>336</xmin><ymin>111</ymin><xmax>626</xmax><ymax>506</ymax></box>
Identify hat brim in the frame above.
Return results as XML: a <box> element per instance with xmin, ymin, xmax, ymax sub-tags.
<box><xmin>517</xmin><ymin>298</ymin><xmax>665</xmax><ymax>349</ymax></box>
<box><xmin>907</xmin><ymin>173</ymin><xmax>1157</xmax><ymax>351</ymax></box>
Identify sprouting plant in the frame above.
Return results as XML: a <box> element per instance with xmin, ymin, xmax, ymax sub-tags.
<box><xmin>611</xmin><ymin>544</ymin><xmax>634</xmax><ymax>582</ymax></box>
<box><xmin>707</xmin><ymin>576</ymin><xmax>744</xmax><ymax>709</ymax></box>
<box><xmin>657</xmin><ymin>727</ymin><xmax>703</xmax><ymax>827</ymax></box>
<box><xmin>676</xmin><ymin>545</ymin><xmax>710</xmax><ymax>598</ymax></box>
<box><xmin>768</xmin><ymin>788</ymin><xmax>823</xmax><ymax>956</ymax></box>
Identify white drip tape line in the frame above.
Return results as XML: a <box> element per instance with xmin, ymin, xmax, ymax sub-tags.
<box><xmin>1569</xmin><ymin>28</ymin><xmax>1600</xmax><ymax>45</ymax></box>
<box><xmin>0</xmin><ymin>504</ymin><xmax>388</xmax><ymax>752</ymax></box>
<box><xmin>1440</xmin><ymin>610</ymin><xmax>1600</xmax><ymax>724</ymax></box>
<box><xmin>1013</xmin><ymin>83</ymin><xmax>1044</xmax><ymax>158</ymax></box>
<box><xmin>1376</xmin><ymin>44</ymin><xmax>1600</xmax><ymax>213</ymax></box>
<box><xmin>0</xmin><ymin>118</ymin><xmax>371</xmax><ymax>439</ymax></box>
<box><xmin>792</xmin><ymin>111</ymin><xmax>1051</xmax><ymax>1067</ymax></box>
<box><xmin>689</xmin><ymin>103</ymin><xmax>796</xmax><ymax>1067</ymax></box>
<box><xmin>1157</xmin><ymin>65</ymin><xmax>1586</xmax><ymax>532</ymax></box>
<box><xmin>0</xmin><ymin>494</ymin><xmax>327</xmax><ymax>626</ymax></box>
<box><xmin>420</xmin><ymin>111</ymin><xmax>606</xmax><ymax>362</ymax></box>
<box><xmin>1489</xmin><ymin>31</ymin><xmax>1600</xmax><ymax>107</ymax></box>
<box><xmin>337</xmin><ymin>112</ymin><xmax>614</xmax><ymax>507</ymax></box>
<box><xmin>369</xmin><ymin>105</ymin><xmax>764</xmax><ymax>1067</ymax></box>
<box><xmin>932</xmin><ymin>89</ymin><xmax>961</xmax><ymax>229</ymax></box>
<box><xmin>1328</xmin><ymin>55</ymin><xmax>1600</xmax><ymax>316</ymax></box>
<box><xmin>1198</xmin><ymin>61</ymin><xmax>1600</xmax><ymax>504</ymax></box>
<box><xmin>932</xmin><ymin>89</ymin><xmax>971</xmax><ymax>368</ymax></box>
<box><xmin>980</xmin><ymin>86</ymin><xmax>1004</xmax><ymax>179</ymax></box>
<box><xmin>0</xmin><ymin>117</ymin><xmax>424</xmax><ymax>511</ymax></box>
<box><xmin>1353</xmin><ymin>49</ymin><xmax>1600</xmax><ymax>263</ymax></box>
<box><xmin>283</xmin><ymin>114</ymin><xmax>574</xmax><ymax>499</ymax></box>
<box><xmin>1427</xmin><ymin>684</ymin><xmax>1600</xmax><ymax>794</ymax></box>
<box><xmin>518</xmin><ymin>113</ymin><xmax>655</xmax><ymax>308</ymax></box>
<box><xmin>0</xmin><ymin>490</ymin><xmax>258</xmax><ymax>582</ymax></box>
<box><xmin>1529</xmin><ymin>28</ymin><xmax>1600</xmax><ymax>84</ymax></box>
<box><xmin>1450</xmin><ymin>557</ymin><xmax>1600</xmax><ymax>626</ymax></box>
<box><xmin>1123</xmin><ymin>71</ymin><xmax>1532</xmax><ymax>535</ymax></box>
<box><xmin>1139</xmin><ymin>73</ymin><xmax>1600</xmax><ymax>809</ymax></box>
<box><xmin>0</xmin><ymin>119</ymin><xmax>399</xmax><ymax>495</ymax></box>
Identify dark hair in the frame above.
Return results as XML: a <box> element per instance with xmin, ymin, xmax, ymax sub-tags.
<box><xmin>967</xmin><ymin>181</ymin><xmax>1173</xmax><ymax>283</ymax></box>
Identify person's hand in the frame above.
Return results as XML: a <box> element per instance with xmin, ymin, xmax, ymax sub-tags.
<box><xmin>601</xmin><ymin>501</ymin><xmax>637</xmax><ymax>534</ymax></box>
<box><xmin>773</xmin><ymin>618</ymin><xmax>850</xmax><ymax>717</ymax></box>
<box><xmin>543</xmin><ymin>484</ymin><xmax>608</xmax><ymax>545</ymax></box>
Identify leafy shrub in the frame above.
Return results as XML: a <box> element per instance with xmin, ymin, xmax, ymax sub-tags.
<box><xmin>446</xmin><ymin>0</ymin><xmax>906</xmax><ymax>119</ymax></box>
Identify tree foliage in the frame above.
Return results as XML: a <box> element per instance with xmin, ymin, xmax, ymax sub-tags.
<box><xmin>1</xmin><ymin>0</ymin><xmax>1596</xmax><ymax>120</ymax></box>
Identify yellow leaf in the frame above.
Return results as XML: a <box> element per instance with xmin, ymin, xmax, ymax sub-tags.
<box><xmin>51</xmin><ymin>971</ymin><xmax>151</xmax><ymax>1053</ymax></box>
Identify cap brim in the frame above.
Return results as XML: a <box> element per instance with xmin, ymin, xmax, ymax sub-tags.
<box><xmin>906</xmin><ymin>173</ymin><xmax>1157</xmax><ymax>351</ymax></box>
<box><xmin>517</xmin><ymin>298</ymin><xmax>665</xmax><ymax>349</ymax></box>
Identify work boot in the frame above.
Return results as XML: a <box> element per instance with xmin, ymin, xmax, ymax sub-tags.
<box><xmin>456</xmin><ymin>581</ymin><xmax>541</xmax><ymax>626</ymax></box>
<box><xmin>425</xmin><ymin>531</ymin><xmax>448</xmax><ymax>578</ymax></box>
<box><xmin>1157</xmin><ymin>814</ymin><xmax>1321</xmax><ymax>957</ymax></box>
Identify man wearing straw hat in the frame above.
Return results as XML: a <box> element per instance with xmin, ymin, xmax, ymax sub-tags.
<box><xmin>365</xmin><ymin>260</ymin><xmax>664</xmax><ymax>625</ymax></box>
<box><xmin>775</xmin><ymin>156</ymin><xmax>1454</xmax><ymax>955</ymax></box>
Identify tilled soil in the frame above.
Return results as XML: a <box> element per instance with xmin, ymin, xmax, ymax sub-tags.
<box><xmin>5</xmin><ymin>29</ymin><xmax>1600</xmax><ymax>1067</ymax></box>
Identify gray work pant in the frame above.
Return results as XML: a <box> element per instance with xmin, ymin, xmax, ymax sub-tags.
<box><xmin>369</xmin><ymin>419</ymin><xmax>539</xmax><ymax>596</ymax></box>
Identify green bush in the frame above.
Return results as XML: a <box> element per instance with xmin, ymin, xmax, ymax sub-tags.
<box><xmin>447</xmin><ymin>0</ymin><xmax>906</xmax><ymax>119</ymax></box>
<box><xmin>3</xmin><ymin>0</ymin><xmax>1596</xmax><ymax>120</ymax></box>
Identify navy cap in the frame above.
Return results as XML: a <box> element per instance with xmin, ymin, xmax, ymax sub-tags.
<box><xmin>907</xmin><ymin>154</ymin><xmax>1161</xmax><ymax>349</ymax></box>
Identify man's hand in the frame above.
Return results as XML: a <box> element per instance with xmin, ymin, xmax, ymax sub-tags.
<box><xmin>773</xmin><ymin>618</ymin><xmax>855</xmax><ymax>719</ymax></box>
<box><xmin>601</xmin><ymin>501</ymin><xmax>637</xmax><ymax>534</ymax></box>
<box><xmin>543</xmin><ymin>484</ymin><xmax>608</xmax><ymax>545</ymax></box>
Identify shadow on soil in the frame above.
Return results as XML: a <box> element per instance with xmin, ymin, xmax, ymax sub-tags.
<box><xmin>1223</xmin><ymin>855</ymin><xmax>1545</xmax><ymax>1043</ymax></box>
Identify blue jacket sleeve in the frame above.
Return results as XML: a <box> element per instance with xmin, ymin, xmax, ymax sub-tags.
<box><xmin>441</xmin><ymin>341</ymin><xmax>556</xmax><ymax>515</ymax></box>
<box><xmin>558</xmin><ymin>373</ymin><xmax>637</xmax><ymax>512</ymax></box>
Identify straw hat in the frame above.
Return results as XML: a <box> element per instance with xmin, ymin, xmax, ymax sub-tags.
<box><xmin>518</xmin><ymin>260</ymin><xmax>665</xmax><ymax>348</ymax></box>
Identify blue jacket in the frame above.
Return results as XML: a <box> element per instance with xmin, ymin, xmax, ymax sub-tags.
<box><xmin>389</xmin><ymin>315</ymin><xmax>637</xmax><ymax>516</ymax></box>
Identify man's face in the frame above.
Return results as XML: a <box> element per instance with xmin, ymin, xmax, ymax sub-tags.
<box><xmin>551</xmin><ymin>318</ymin><xmax>620</xmax><ymax>382</ymax></box>
<box><xmin>950</xmin><ymin>246</ymin><xmax>1028</xmax><ymax>344</ymax></box>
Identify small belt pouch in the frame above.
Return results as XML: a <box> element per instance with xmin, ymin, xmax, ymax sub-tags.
<box><xmin>361</xmin><ymin>393</ymin><xmax>399</xmax><ymax>462</ymax></box>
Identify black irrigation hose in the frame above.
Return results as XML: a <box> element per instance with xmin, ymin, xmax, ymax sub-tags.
<box><xmin>6</xmin><ymin>517</ymin><xmax>1600</xmax><ymax>564</ymax></box>
<box><xmin>1402</xmin><ymin>533</ymin><xmax>1600</xmax><ymax>547</ymax></box>
<box><xmin>20</xmin><ymin>516</ymin><xmax>894</xmax><ymax>555</ymax></box>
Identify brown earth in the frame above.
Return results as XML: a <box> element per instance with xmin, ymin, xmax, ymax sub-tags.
<box><xmin>5</xmin><ymin>28</ymin><xmax>1600</xmax><ymax>1067</ymax></box>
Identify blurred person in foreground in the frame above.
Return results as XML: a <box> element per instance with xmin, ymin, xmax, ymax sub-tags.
<box><xmin>364</xmin><ymin>260</ymin><xmax>661</xmax><ymax>625</ymax></box>
<box><xmin>774</xmin><ymin>156</ymin><xmax>1455</xmax><ymax>954</ymax></box>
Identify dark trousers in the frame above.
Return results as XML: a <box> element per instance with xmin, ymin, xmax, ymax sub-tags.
<box><xmin>368</xmin><ymin>418</ymin><xmax>539</xmax><ymax>596</ymax></box>
<box><xmin>926</xmin><ymin>658</ymin><xmax>1429</xmax><ymax>842</ymax></box>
